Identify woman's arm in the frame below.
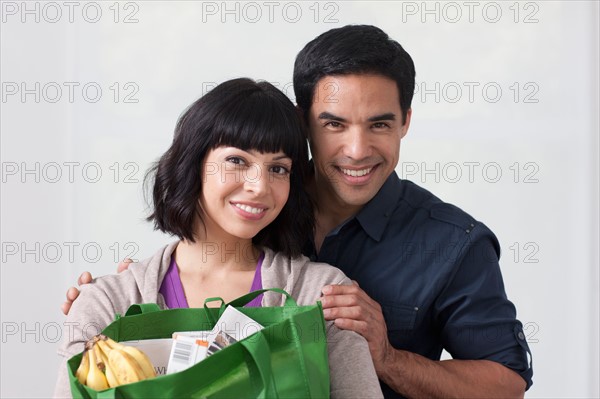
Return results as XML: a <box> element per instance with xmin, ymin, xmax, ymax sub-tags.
<box><xmin>53</xmin><ymin>283</ymin><xmax>118</xmax><ymax>398</ymax></box>
<box><xmin>326</xmin><ymin>321</ymin><xmax>384</xmax><ymax>398</ymax></box>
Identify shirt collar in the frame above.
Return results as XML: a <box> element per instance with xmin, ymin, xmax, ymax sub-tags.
<box><xmin>354</xmin><ymin>171</ymin><xmax>402</xmax><ymax>242</ymax></box>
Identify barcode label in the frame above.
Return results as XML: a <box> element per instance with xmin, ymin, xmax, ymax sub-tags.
<box><xmin>172</xmin><ymin>341</ymin><xmax>193</xmax><ymax>364</ymax></box>
<box><xmin>166</xmin><ymin>336</ymin><xmax>209</xmax><ymax>374</ymax></box>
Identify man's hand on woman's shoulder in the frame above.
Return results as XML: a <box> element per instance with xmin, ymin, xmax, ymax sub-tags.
<box><xmin>60</xmin><ymin>258</ymin><xmax>134</xmax><ymax>315</ymax></box>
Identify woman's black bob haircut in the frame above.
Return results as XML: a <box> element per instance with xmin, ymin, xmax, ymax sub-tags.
<box><xmin>146</xmin><ymin>78</ymin><xmax>314</xmax><ymax>258</ymax></box>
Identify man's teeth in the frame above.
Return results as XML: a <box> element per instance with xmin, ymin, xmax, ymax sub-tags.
<box><xmin>340</xmin><ymin>167</ymin><xmax>373</xmax><ymax>177</ymax></box>
<box><xmin>235</xmin><ymin>204</ymin><xmax>265</xmax><ymax>214</ymax></box>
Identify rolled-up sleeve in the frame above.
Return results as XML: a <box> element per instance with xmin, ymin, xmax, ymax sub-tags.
<box><xmin>435</xmin><ymin>225</ymin><xmax>533</xmax><ymax>389</ymax></box>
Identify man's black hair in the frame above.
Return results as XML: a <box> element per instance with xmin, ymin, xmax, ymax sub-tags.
<box><xmin>293</xmin><ymin>24</ymin><xmax>416</xmax><ymax>124</ymax></box>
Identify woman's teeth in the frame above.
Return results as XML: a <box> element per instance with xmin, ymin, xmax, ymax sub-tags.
<box><xmin>234</xmin><ymin>204</ymin><xmax>265</xmax><ymax>214</ymax></box>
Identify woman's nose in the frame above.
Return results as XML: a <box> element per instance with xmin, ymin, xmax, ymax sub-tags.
<box><xmin>244</xmin><ymin>164</ymin><xmax>269</xmax><ymax>195</ymax></box>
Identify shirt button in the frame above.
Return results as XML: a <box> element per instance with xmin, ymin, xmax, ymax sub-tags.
<box><xmin>518</xmin><ymin>332</ymin><xmax>525</xmax><ymax>340</ymax></box>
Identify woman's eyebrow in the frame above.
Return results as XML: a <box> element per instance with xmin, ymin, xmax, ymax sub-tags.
<box><xmin>272</xmin><ymin>155</ymin><xmax>292</xmax><ymax>161</ymax></box>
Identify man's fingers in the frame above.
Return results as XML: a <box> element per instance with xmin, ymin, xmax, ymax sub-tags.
<box><xmin>62</xmin><ymin>286</ymin><xmax>80</xmax><ymax>316</ymax></box>
<box><xmin>323</xmin><ymin>305</ymin><xmax>364</xmax><ymax>321</ymax></box>
<box><xmin>61</xmin><ymin>302</ymin><xmax>71</xmax><ymax>316</ymax></box>
<box><xmin>66</xmin><ymin>286</ymin><xmax>79</xmax><ymax>301</ymax></box>
<box><xmin>321</xmin><ymin>286</ymin><xmax>380</xmax><ymax>312</ymax></box>
<box><xmin>321</xmin><ymin>284</ymin><xmax>391</xmax><ymax>366</ymax></box>
<box><xmin>322</xmin><ymin>283</ymin><xmax>360</xmax><ymax>296</ymax></box>
<box><xmin>320</xmin><ymin>293</ymin><xmax>363</xmax><ymax>309</ymax></box>
<box><xmin>117</xmin><ymin>258</ymin><xmax>133</xmax><ymax>273</ymax></box>
<box><xmin>77</xmin><ymin>271</ymin><xmax>92</xmax><ymax>286</ymax></box>
<box><xmin>333</xmin><ymin>318</ymin><xmax>370</xmax><ymax>337</ymax></box>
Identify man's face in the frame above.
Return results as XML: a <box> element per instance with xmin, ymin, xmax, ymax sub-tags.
<box><xmin>307</xmin><ymin>74</ymin><xmax>411</xmax><ymax>210</ymax></box>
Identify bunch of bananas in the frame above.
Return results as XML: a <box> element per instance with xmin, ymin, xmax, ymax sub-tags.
<box><xmin>75</xmin><ymin>334</ymin><xmax>156</xmax><ymax>391</ymax></box>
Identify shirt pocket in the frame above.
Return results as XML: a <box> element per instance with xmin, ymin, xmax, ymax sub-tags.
<box><xmin>381</xmin><ymin>303</ymin><xmax>419</xmax><ymax>331</ymax></box>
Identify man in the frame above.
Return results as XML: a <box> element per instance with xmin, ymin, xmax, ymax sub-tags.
<box><xmin>63</xmin><ymin>25</ymin><xmax>532</xmax><ymax>398</ymax></box>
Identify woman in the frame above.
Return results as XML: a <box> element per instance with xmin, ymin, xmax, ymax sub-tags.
<box><xmin>54</xmin><ymin>78</ymin><xmax>383</xmax><ymax>398</ymax></box>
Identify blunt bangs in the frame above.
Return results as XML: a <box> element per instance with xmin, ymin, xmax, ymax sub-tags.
<box><xmin>209</xmin><ymin>81</ymin><xmax>305</xmax><ymax>161</ymax></box>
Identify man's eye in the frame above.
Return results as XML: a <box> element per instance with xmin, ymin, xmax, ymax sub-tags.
<box><xmin>372</xmin><ymin>122</ymin><xmax>390</xmax><ymax>129</ymax></box>
<box><xmin>324</xmin><ymin>121</ymin><xmax>342</xmax><ymax>128</ymax></box>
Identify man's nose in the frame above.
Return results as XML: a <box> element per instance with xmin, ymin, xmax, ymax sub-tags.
<box><xmin>343</xmin><ymin>128</ymin><xmax>372</xmax><ymax>160</ymax></box>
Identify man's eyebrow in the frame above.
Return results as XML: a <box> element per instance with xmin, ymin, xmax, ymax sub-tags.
<box><xmin>318</xmin><ymin>112</ymin><xmax>397</xmax><ymax>123</ymax></box>
<box><xmin>367</xmin><ymin>113</ymin><xmax>396</xmax><ymax>122</ymax></box>
<box><xmin>318</xmin><ymin>112</ymin><xmax>347</xmax><ymax>122</ymax></box>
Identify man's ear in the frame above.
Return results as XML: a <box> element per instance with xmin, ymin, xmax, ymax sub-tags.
<box><xmin>400</xmin><ymin>108</ymin><xmax>412</xmax><ymax>139</ymax></box>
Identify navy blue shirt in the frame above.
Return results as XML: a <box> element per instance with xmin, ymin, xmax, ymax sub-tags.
<box><xmin>304</xmin><ymin>172</ymin><xmax>533</xmax><ymax>397</ymax></box>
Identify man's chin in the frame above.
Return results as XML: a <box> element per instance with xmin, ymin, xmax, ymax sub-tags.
<box><xmin>333</xmin><ymin>186</ymin><xmax>379</xmax><ymax>208</ymax></box>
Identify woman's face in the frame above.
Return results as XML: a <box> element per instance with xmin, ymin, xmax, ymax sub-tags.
<box><xmin>199</xmin><ymin>146</ymin><xmax>292</xmax><ymax>241</ymax></box>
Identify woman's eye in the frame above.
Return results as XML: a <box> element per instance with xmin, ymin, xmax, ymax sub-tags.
<box><xmin>226</xmin><ymin>156</ymin><xmax>245</xmax><ymax>166</ymax></box>
<box><xmin>270</xmin><ymin>165</ymin><xmax>290</xmax><ymax>175</ymax></box>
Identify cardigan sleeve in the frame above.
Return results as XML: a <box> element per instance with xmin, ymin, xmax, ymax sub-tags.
<box><xmin>326</xmin><ymin>302</ymin><xmax>384</xmax><ymax>398</ymax></box>
<box><xmin>53</xmin><ymin>283</ymin><xmax>118</xmax><ymax>398</ymax></box>
<box><xmin>53</xmin><ymin>269</ymin><xmax>148</xmax><ymax>398</ymax></box>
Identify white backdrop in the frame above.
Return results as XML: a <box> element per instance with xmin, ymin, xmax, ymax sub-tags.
<box><xmin>1</xmin><ymin>1</ymin><xmax>598</xmax><ymax>397</ymax></box>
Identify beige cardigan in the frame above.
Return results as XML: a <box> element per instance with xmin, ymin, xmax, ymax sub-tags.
<box><xmin>53</xmin><ymin>241</ymin><xmax>383</xmax><ymax>398</ymax></box>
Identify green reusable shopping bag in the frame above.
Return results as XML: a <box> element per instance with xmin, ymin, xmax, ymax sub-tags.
<box><xmin>67</xmin><ymin>288</ymin><xmax>330</xmax><ymax>398</ymax></box>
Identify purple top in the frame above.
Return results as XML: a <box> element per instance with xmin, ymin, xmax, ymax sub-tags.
<box><xmin>159</xmin><ymin>252</ymin><xmax>265</xmax><ymax>309</ymax></box>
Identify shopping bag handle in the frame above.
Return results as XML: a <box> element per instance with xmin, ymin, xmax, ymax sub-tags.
<box><xmin>90</xmin><ymin>334</ymin><xmax>278</xmax><ymax>399</ymax></box>
<box><xmin>123</xmin><ymin>289</ymin><xmax>296</xmax><ymax>317</ymax></box>
<box><xmin>227</xmin><ymin>288</ymin><xmax>297</xmax><ymax>308</ymax></box>
<box><xmin>124</xmin><ymin>303</ymin><xmax>161</xmax><ymax>316</ymax></box>
<box><xmin>203</xmin><ymin>288</ymin><xmax>296</xmax><ymax>326</ymax></box>
<box><xmin>203</xmin><ymin>297</ymin><xmax>225</xmax><ymax>326</ymax></box>
<box><xmin>121</xmin><ymin>288</ymin><xmax>296</xmax><ymax>326</ymax></box>
<box><xmin>240</xmin><ymin>330</ymin><xmax>278</xmax><ymax>399</ymax></box>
